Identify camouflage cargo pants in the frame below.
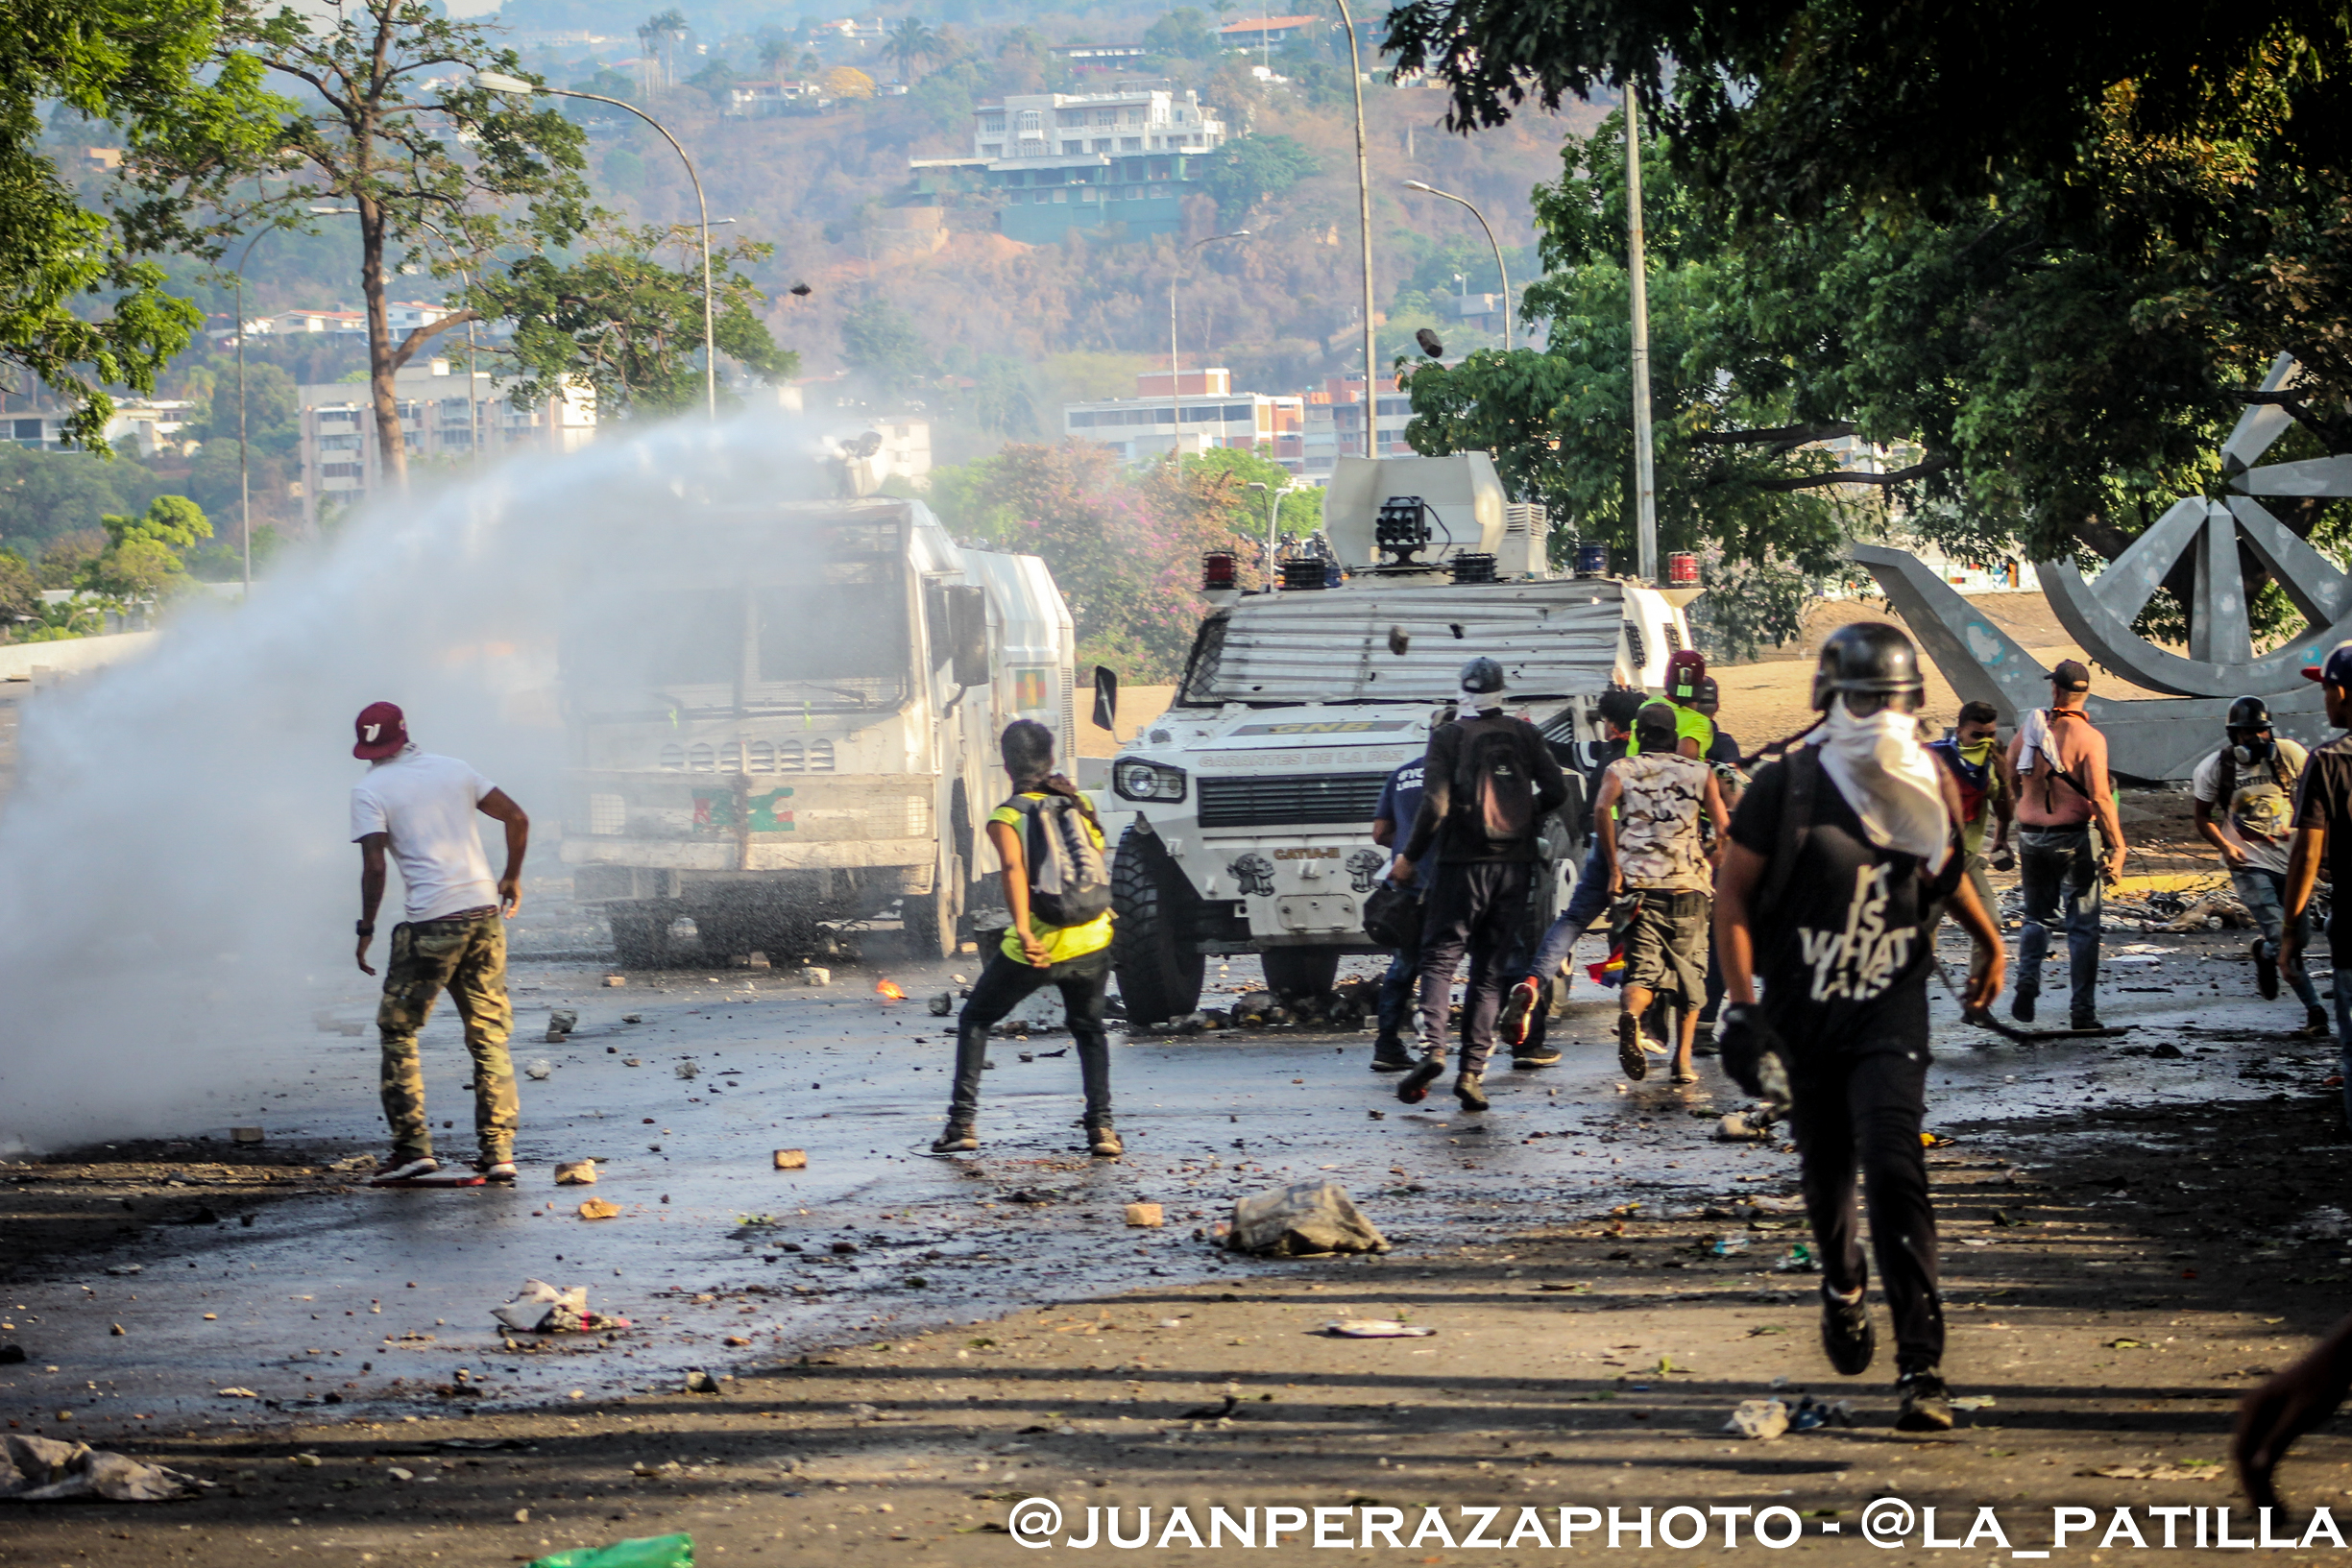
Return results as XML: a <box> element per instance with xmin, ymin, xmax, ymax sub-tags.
<box><xmin>377</xmin><ymin>910</ymin><xmax>518</xmax><ymax>1164</ymax></box>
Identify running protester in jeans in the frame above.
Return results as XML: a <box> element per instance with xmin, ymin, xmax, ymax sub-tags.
<box><xmin>2282</xmin><ymin>641</ymin><xmax>2352</xmax><ymax>1128</ymax></box>
<box><xmin>1369</xmin><ymin>745</ymin><xmax>1431</xmax><ymax>1073</ymax></box>
<box><xmin>1597</xmin><ymin>703</ymin><xmax>1730</xmax><ymax>1083</ymax></box>
<box><xmin>1501</xmin><ymin>685</ymin><xmax>1648</xmax><ymax>1053</ymax></box>
<box><xmin>1392</xmin><ymin>657</ymin><xmax>1568</xmax><ymax>1112</ymax></box>
<box><xmin>934</xmin><ymin>720</ymin><xmax>1120</xmax><ymax>1157</ymax></box>
<box><xmin>350</xmin><ymin>702</ymin><xmax>531</xmax><ymax>1186</ymax></box>
<box><xmin>2005</xmin><ymin>660</ymin><xmax>2125</xmax><ymax>1027</ymax></box>
<box><xmin>1927</xmin><ymin>700</ymin><xmax>2015</xmax><ymax>988</ymax></box>
<box><xmin>1714</xmin><ymin>624</ymin><xmax>2004</xmax><ymax>1434</ymax></box>
<box><xmin>2194</xmin><ymin>695</ymin><xmax>2326</xmax><ymax>1032</ymax></box>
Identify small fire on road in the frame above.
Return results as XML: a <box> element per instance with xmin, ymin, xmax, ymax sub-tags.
<box><xmin>875</xmin><ymin>978</ymin><xmax>906</xmax><ymax>1001</ymax></box>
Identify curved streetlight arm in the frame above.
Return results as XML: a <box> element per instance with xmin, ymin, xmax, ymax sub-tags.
<box><xmin>1403</xmin><ymin>180</ymin><xmax>1511</xmax><ymax>345</ymax></box>
<box><xmin>478</xmin><ymin>75</ymin><xmax>715</xmax><ymax>419</ymax></box>
<box><xmin>1167</xmin><ymin>229</ymin><xmax>1249</xmax><ymax>464</ymax></box>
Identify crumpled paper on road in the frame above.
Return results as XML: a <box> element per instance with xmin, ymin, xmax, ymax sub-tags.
<box><xmin>0</xmin><ymin>1434</ymin><xmax>206</xmax><ymax>1502</ymax></box>
<box><xmin>492</xmin><ymin>1279</ymin><xmax>631</xmax><ymax>1334</ymax></box>
<box><xmin>1225</xmin><ymin>1181</ymin><xmax>1388</xmax><ymax>1257</ymax></box>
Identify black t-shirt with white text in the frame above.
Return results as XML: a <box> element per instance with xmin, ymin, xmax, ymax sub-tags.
<box><xmin>1730</xmin><ymin>755</ymin><xmax>1961</xmax><ymax>1058</ymax></box>
<box><xmin>2292</xmin><ymin>734</ymin><xmax>2352</xmax><ymax>964</ymax></box>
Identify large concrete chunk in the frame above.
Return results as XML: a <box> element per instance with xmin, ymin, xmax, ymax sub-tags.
<box><xmin>1226</xmin><ymin>1180</ymin><xmax>1388</xmax><ymax>1257</ymax></box>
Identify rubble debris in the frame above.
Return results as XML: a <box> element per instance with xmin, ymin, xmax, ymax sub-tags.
<box><xmin>1772</xmin><ymin>1243</ymin><xmax>1819</xmax><ymax>1273</ymax></box>
<box><xmin>801</xmin><ymin>968</ymin><xmax>831</xmax><ymax>987</ymax></box>
<box><xmin>0</xmin><ymin>1435</ymin><xmax>206</xmax><ymax>1502</ymax></box>
<box><xmin>621</xmin><ymin>1014</ymin><xmax>643</xmax><ymax>1025</ymax></box>
<box><xmin>1724</xmin><ymin>1399</ymin><xmax>1790</xmax><ymax>1440</ymax></box>
<box><xmin>2081</xmin><ymin>1461</ymin><xmax>2222</xmax><ymax>1482</ymax></box>
<box><xmin>1716</xmin><ymin>1111</ymin><xmax>1777</xmax><ymax>1143</ymax></box>
<box><xmin>492</xmin><ymin>1279</ymin><xmax>630</xmax><ymax>1335</ymax></box>
<box><xmin>602</xmin><ymin>975</ymin><xmax>627</xmax><ymax>987</ymax></box>
<box><xmin>683</xmin><ymin>1370</ymin><xmax>719</xmax><ymax>1394</ymax></box>
<box><xmin>230</xmin><ymin>1126</ymin><xmax>265</xmax><ymax>1145</ymax></box>
<box><xmin>553</xmin><ymin>1161</ymin><xmax>597</xmax><ymax>1186</ymax></box>
<box><xmin>675</xmin><ymin>1059</ymin><xmax>699</xmax><ymax>1080</ymax></box>
<box><xmin>1787</xmin><ymin>1396</ymin><xmax>1855</xmax><ymax>1431</ymax></box>
<box><xmin>546</xmin><ymin>1009</ymin><xmax>578</xmax><ymax>1042</ymax></box>
<box><xmin>1226</xmin><ymin>1181</ymin><xmax>1388</xmax><ymax>1257</ymax></box>
<box><xmin>577</xmin><ymin>1199</ymin><xmax>621</xmax><ymax>1220</ymax></box>
<box><xmin>929</xmin><ymin>992</ymin><xmax>954</xmax><ymax>1016</ymax></box>
<box><xmin>772</xmin><ymin>1149</ymin><xmax>808</xmax><ymax>1171</ymax></box>
<box><xmin>526</xmin><ymin>1059</ymin><xmax>555</xmax><ymax>1081</ymax></box>
<box><xmin>1123</xmin><ymin>1202</ymin><xmax>1164</xmax><ymax>1227</ymax></box>
<box><xmin>1320</xmin><ymin>1319</ymin><xmax>1433</xmax><ymax>1339</ymax></box>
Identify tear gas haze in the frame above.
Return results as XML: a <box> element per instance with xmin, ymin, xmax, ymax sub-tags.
<box><xmin>0</xmin><ymin>416</ymin><xmax>873</xmax><ymax>1153</ymax></box>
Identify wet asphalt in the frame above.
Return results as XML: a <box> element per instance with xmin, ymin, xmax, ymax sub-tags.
<box><xmin>0</xmin><ymin>923</ymin><xmax>2319</xmax><ymax>1442</ymax></box>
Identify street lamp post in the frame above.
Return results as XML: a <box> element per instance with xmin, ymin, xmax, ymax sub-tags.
<box><xmin>227</xmin><ymin>204</ymin><xmax>356</xmax><ymax>591</ymax></box>
<box><xmin>1247</xmin><ymin>477</ymin><xmax>1291</xmax><ymax>586</ymax></box>
<box><xmin>1625</xmin><ymin>92</ymin><xmax>1658</xmax><ymax>584</ymax></box>
<box><xmin>1331</xmin><ymin>0</ymin><xmax>1377</xmax><ymax>456</ymax></box>
<box><xmin>1168</xmin><ymin>229</ymin><xmax>1249</xmax><ymax>463</ymax></box>
<box><xmin>1403</xmin><ymin>180</ymin><xmax>1511</xmax><ymax>345</ymax></box>
<box><xmin>476</xmin><ymin>71</ymin><xmax>717</xmax><ymax>419</ymax></box>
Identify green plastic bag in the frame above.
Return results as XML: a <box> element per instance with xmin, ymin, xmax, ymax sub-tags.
<box><xmin>524</xmin><ymin>1534</ymin><xmax>693</xmax><ymax>1568</ymax></box>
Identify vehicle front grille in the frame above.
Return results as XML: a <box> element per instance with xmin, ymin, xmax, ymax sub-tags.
<box><xmin>1197</xmin><ymin>771</ymin><xmax>1391</xmax><ymax>829</ymax></box>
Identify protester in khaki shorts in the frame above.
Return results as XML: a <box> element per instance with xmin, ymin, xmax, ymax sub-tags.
<box><xmin>349</xmin><ymin>701</ymin><xmax>531</xmax><ymax>1185</ymax></box>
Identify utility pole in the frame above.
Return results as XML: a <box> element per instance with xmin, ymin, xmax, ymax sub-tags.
<box><xmin>1626</xmin><ymin>90</ymin><xmax>1658</xmax><ymax>584</ymax></box>
<box><xmin>1334</xmin><ymin>0</ymin><xmax>1377</xmax><ymax>458</ymax></box>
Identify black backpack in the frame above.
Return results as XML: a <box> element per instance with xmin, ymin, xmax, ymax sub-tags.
<box><xmin>1447</xmin><ymin>713</ymin><xmax>1540</xmax><ymax>847</ymax></box>
<box><xmin>1005</xmin><ymin>793</ymin><xmax>1111</xmax><ymax>926</ymax></box>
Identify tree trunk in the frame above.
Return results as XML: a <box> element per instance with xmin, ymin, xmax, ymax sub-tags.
<box><xmin>359</xmin><ymin>199</ymin><xmax>406</xmax><ymax>491</ymax></box>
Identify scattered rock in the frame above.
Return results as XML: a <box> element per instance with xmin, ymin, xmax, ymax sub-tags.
<box><xmin>1123</xmin><ymin>1202</ymin><xmax>1164</xmax><ymax>1228</ymax></box>
<box><xmin>577</xmin><ymin>1199</ymin><xmax>621</xmax><ymax>1220</ymax></box>
<box><xmin>684</xmin><ymin>1370</ymin><xmax>719</xmax><ymax>1394</ymax></box>
<box><xmin>621</xmin><ymin>1014</ymin><xmax>643</xmax><ymax>1025</ymax></box>
<box><xmin>546</xmin><ymin>1009</ymin><xmax>578</xmax><ymax>1041</ymax></box>
<box><xmin>675</xmin><ymin>1059</ymin><xmax>699</xmax><ymax>1080</ymax></box>
<box><xmin>602</xmin><ymin>975</ymin><xmax>627</xmax><ymax>987</ymax></box>
<box><xmin>772</xmin><ymin>1149</ymin><xmax>808</xmax><ymax>1170</ymax></box>
<box><xmin>1226</xmin><ymin>1181</ymin><xmax>1388</xmax><ymax>1257</ymax></box>
<box><xmin>525</xmin><ymin>1058</ymin><xmax>554</xmax><ymax>1081</ymax></box>
<box><xmin>229</xmin><ymin>1126</ymin><xmax>265</xmax><ymax>1145</ymax></box>
<box><xmin>0</xmin><ymin>1435</ymin><xmax>206</xmax><ymax>1501</ymax></box>
<box><xmin>1725</xmin><ymin>1398</ymin><xmax>1790</xmax><ymax>1439</ymax></box>
<box><xmin>1321</xmin><ymin>1319</ymin><xmax>1432</xmax><ymax>1339</ymax></box>
<box><xmin>929</xmin><ymin>992</ymin><xmax>955</xmax><ymax>1016</ymax></box>
<box><xmin>801</xmin><ymin>967</ymin><xmax>832</xmax><ymax>987</ymax></box>
<box><xmin>553</xmin><ymin>1161</ymin><xmax>597</xmax><ymax>1186</ymax></box>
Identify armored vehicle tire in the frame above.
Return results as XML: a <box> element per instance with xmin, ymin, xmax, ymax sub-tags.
<box><xmin>608</xmin><ymin>905</ymin><xmax>675</xmax><ymax>969</ymax></box>
<box><xmin>1260</xmin><ymin>946</ymin><xmax>1342</xmax><ymax>1000</ymax></box>
<box><xmin>1110</xmin><ymin>830</ymin><xmax>1203</xmax><ymax>1025</ymax></box>
<box><xmin>905</xmin><ymin>852</ymin><xmax>962</xmax><ymax>959</ymax></box>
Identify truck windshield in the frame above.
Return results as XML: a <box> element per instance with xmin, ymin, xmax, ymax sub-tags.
<box><xmin>755</xmin><ymin>567</ymin><xmax>909</xmax><ymax>708</ymax></box>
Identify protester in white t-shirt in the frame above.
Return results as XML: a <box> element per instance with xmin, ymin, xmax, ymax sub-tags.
<box><xmin>2191</xmin><ymin>696</ymin><xmax>2324</xmax><ymax>1031</ymax></box>
<box><xmin>350</xmin><ymin>701</ymin><xmax>531</xmax><ymax>1185</ymax></box>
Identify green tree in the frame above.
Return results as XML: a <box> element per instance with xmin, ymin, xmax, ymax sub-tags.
<box><xmin>191</xmin><ymin>362</ymin><xmax>299</xmax><ymax>457</ymax></box>
<box><xmin>151</xmin><ymin>2</ymin><xmax>595</xmax><ymax>491</ymax></box>
<box><xmin>0</xmin><ymin>0</ymin><xmax>279</xmax><ymax>449</ymax></box>
<box><xmin>1198</xmin><ymin>134</ymin><xmax>1319</xmax><ymax>225</ymax></box>
<box><xmin>82</xmin><ymin>494</ymin><xmax>211</xmax><ymax>598</ymax></box>
<box><xmin>1142</xmin><ymin>8</ymin><xmax>1215</xmax><ymax>68</ymax></box>
<box><xmin>0</xmin><ymin>548</ymin><xmax>37</xmax><ymax>625</ymax></box>
<box><xmin>1179</xmin><ymin>447</ymin><xmax>1318</xmax><ymax>538</ymax></box>
<box><xmin>485</xmin><ymin>223</ymin><xmax>799</xmax><ymax>418</ymax></box>
<box><xmin>36</xmin><ymin>529</ymin><xmax>106</xmax><ymax>589</ymax></box>
<box><xmin>885</xmin><ymin>16</ymin><xmax>942</xmax><ymax>82</ymax></box>
<box><xmin>839</xmin><ymin>297</ymin><xmax>932</xmax><ymax>401</ymax></box>
<box><xmin>0</xmin><ymin>444</ymin><xmax>159</xmax><ymax>556</ymax></box>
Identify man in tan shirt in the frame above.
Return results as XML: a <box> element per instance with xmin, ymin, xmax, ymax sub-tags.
<box><xmin>2004</xmin><ymin>660</ymin><xmax>2126</xmax><ymax>1027</ymax></box>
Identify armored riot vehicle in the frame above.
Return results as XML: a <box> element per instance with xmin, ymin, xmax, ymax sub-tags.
<box><xmin>1102</xmin><ymin>453</ymin><xmax>1694</xmax><ymax>1023</ymax></box>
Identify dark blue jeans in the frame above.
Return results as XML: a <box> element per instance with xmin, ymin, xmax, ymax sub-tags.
<box><xmin>2016</xmin><ymin>826</ymin><xmax>2102</xmax><ymax>1024</ymax></box>
<box><xmin>950</xmin><ymin>946</ymin><xmax>1112</xmax><ymax>1130</ymax></box>
<box><xmin>1528</xmin><ymin>839</ymin><xmax>1612</xmax><ymax>981</ymax></box>
<box><xmin>1375</xmin><ymin>881</ymin><xmax>1423</xmax><ymax>1047</ymax></box>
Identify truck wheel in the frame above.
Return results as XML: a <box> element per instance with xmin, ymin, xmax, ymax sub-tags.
<box><xmin>1261</xmin><ymin>947</ymin><xmax>1342</xmax><ymax>1000</ymax></box>
<box><xmin>905</xmin><ymin>853</ymin><xmax>961</xmax><ymax>959</ymax></box>
<box><xmin>1111</xmin><ymin>831</ymin><xmax>1203</xmax><ymax>1025</ymax></box>
<box><xmin>608</xmin><ymin>905</ymin><xmax>673</xmax><ymax>969</ymax></box>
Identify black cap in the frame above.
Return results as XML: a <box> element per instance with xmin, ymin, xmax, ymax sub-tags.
<box><xmin>2049</xmin><ymin>660</ymin><xmax>2090</xmax><ymax>692</ymax></box>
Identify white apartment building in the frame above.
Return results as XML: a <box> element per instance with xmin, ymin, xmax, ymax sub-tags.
<box><xmin>1063</xmin><ymin>369</ymin><xmax>1304</xmax><ymax>470</ymax></box>
<box><xmin>972</xmin><ymin>87</ymin><xmax>1224</xmax><ymax>161</ymax></box>
<box><xmin>296</xmin><ymin>359</ymin><xmax>594</xmax><ymax>529</ymax></box>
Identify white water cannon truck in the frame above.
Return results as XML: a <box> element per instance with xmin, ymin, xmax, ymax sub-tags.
<box><xmin>1098</xmin><ymin>453</ymin><xmax>1695</xmax><ymax>1025</ymax></box>
<box><xmin>559</xmin><ymin>495</ymin><xmax>1075</xmax><ymax>966</ymax></box>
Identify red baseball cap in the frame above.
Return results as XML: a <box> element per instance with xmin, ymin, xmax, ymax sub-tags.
<box><xmin>352</xmin><ymin>701</ymin><xmax>407</xmax><ymax>760</ymax></box>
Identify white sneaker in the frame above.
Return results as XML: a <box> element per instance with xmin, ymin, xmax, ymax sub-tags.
<box><xmin>478</xmin><ymin>1161</ymin><xmax>518</xmax><ymax>1183</ymax></box>
<box><xmin>371</xmin><ymin>1155</ymin><xmax>439</xmax><ymax>1185</ymax></box>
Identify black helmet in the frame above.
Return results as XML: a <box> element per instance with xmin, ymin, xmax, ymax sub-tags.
<box><xmin>2226</xmin><ymin>695</ymin><xmax>2271</xmax><ymax>731</ymax></box>
<box><xmin>1809</xmin><ymin>622</ymin><xmax>1925</xmax><ymax>714</ymax></box>
<box><xmin>1459</xmin><ymin>656</ymin><xmax>1507</xmax><ymax>696</ymax></box>
<box><xmin>2228</xmin><ymin>694</ymin><xmax>2276</xmax><ymax>765</ymax></box>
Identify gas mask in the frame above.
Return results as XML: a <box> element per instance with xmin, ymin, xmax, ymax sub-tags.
<box><xmin>2230</xmin><ymin>731</ymin><xmax>2275</xmax><ymax>766</ymax></box>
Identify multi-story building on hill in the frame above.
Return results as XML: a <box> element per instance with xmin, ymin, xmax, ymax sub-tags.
<box><xmin>295</xmin><ymin>359</ymin><xmax>594</xmax><ymax>529</ymax></box>
<box><xmin>952</xmin><ymin>86</ymin><xmax>1227</xmax><ymax>244</ymax></box>
<box><xmin>1062</xmin><ymin>368</ymin><xmax>1304</xmax><ymax>470</ymax></box>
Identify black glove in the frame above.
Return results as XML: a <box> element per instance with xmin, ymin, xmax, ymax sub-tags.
<box><xmin>1717</xmin><ymin>1003</ymin><xmax>1790</xmax><ymax>1108</ymax></box>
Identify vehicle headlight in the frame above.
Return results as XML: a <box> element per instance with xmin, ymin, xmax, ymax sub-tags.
<box><xmin>1113</xmin><ymin>759</ymin><xmax>1187</xmax><ymax>803</ymax></box>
